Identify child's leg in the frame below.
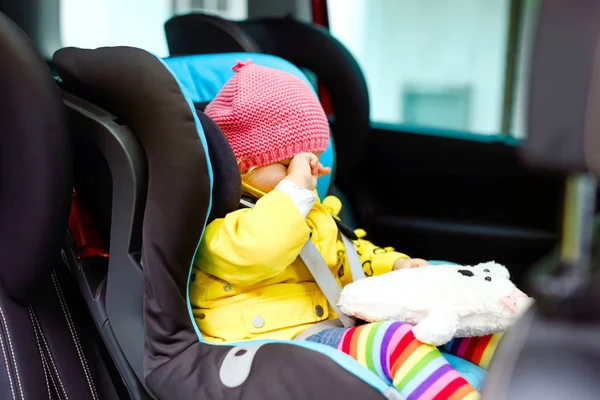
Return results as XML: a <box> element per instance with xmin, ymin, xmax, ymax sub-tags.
<box><xmin>441</xmin><ymin>333</ymin><xmax>503</xmax><ymax>369</ymax></box>
<box><xmin>307</xmin><ymin>321</ymin><xmax>479</xmax><ymax>400</ymax></box>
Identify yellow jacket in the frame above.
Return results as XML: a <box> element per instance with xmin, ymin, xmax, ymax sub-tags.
<box><xmin>190</xmin><ymin>183</ymin><xmax>409</xmax><ymax>343</ymax></box>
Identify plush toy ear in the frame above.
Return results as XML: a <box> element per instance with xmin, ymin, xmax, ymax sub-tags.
<box><xmin>412</xmin><ymin>310</ymin><xmax>458</xmax><ymax>346</ymax></box>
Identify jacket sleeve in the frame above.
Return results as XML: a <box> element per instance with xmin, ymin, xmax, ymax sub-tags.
<box><xmin>194</xmin><ymin>189</ymin><xmax>311</xmax><ymax>286</ymax></box>
<box><xmin>353</xmin><ymin>229</ymin><xmax>409</xmax><ymax>277</ymax></box>
<box><xmin>321</xmin><ymin>195</ymin><xmax>409</xmax><ymax>278</ymax></box>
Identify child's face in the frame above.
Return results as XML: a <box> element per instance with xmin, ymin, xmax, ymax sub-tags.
<box><xmin>242</xmin><ymin>152</ymin><xmax>323</xmax><ymax>193</ymax></box>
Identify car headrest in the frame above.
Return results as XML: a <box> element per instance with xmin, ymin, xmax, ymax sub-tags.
<box><xmin>523</xmin><ymin>0</ymin><xmax>600</xmax><ymax>176</ymax></box>
<box><xmin>165</xmin><ymin>13</ymin><xmax>261</xmax><ymax>55</ymax></box>
<box><xmin>163</xmin><ymin>52</ymin><xmax>335</xmax><ymax>199</ymax></box>
<box><xmin>0</xmin><ymin>12</ymin><xmax>72</xmax><ymax>303</ymax></box>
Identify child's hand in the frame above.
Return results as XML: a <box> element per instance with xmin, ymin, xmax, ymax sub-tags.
<box><xmin>393</xmin><ymin>258</ymin><xmax>429</xmax><ymax>271</ymax></box>
<box><xmin>286</xmin><ymin>153</ymin><xmax>331</xmax><ymax>191</ymax></box>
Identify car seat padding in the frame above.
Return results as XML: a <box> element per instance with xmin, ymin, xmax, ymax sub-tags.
<box><xmin>165</xmin><ymin>13</ymin><xmax>261</xmax><ymax>56</ymax></box>
<box><xmin>54</xmin><ymin>45</ymin><xmax>212</xmax><ymax>372</ymax></box>
<box><xmin>194</xmin><ymin>109</ymin><xmax>241</xmax><ymax>222</ymax></box>
<box><xmin>0</xmin><ymin>12</ymin><xmax>72</xmax><ymax>302</ymax></box>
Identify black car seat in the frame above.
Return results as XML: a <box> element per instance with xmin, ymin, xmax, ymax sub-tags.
<box><xmin>0</xmin><ymin>11</ymin><xmax>122</xmax><ymax>400</ymax></box>
<box><xmin>164</xmin><ymin>14</ymin><xmax>369</xmax><ymax>227</ymax></box>
<box><xmin>52</xmin><ymin>46</ymin><xmax>405</xmax><ymax>400</ymax></box>
<box><xmin>165</xmin><ymin>13</ymin><xmax>261</xmax><ymax>55</ymax></box>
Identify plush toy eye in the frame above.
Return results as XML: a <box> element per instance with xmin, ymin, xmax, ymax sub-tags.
<box><xmin>484</xmin><ymin>269</ymin><xmax>490</xmax><ymax>272</ymax></box>
<box><xmin>485</xmin><ymin>276</ymin><xmax>492</xmax><ymax>281</ymax></box>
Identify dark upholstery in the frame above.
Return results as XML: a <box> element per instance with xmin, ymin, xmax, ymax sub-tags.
<box><xmin>0</xmin><ymin>10</ymin><xmax>71</xmax><ymax>303</ymax></box>
<box><xmin>53</xmin><ymin>46</ymin><xmax>213</xmax><ymax>375</ymax></box>
<box><xmin>194</xmin><ymin>109</ymin><xmax>241</xmax><ymax>222</ymax></box>
<box><xmin>165</xmin><ymin>13</ymin><xmax>261</xmax><ymax>56</ymax></box>
<box><xmin>523</xmin><ymin>0</ymin><xmax>600</xmax><ymax>174</ymax></box>
<box><xmin>0</xmin><ymin>12</ymin><xmax>120</xmax><ymax>400</ymax></box>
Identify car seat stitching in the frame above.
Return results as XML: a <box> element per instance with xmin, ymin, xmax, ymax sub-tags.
<box><xmin>0</xmin><ymin>307</ymin><xmax>16</xmax><ymax>400</ymax></box>
<box><xmin>28</xmin><ymin>307</ymin><xmax>52</xmax><ymax>400</ymax></box>
<box><xmin>40</xmin><ymin>344</ymin><xmax>62</xmax><ymax>400</ymax></box>
<box><xmin>30</xmin><ymin>307</ymin><xmax>68</xmax><ymax>399</ymax></box>
<box><xmin>0</xmin><ymin>307</ymin><xmax>23</xmax><ymax>399</ymax></box>
<box><xmin>51</xmin><ymin>271</ymin><xmax>99</xmax><ymax>400</ymax></box>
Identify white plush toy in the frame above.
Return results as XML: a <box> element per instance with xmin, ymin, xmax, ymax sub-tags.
<box><xmin>338</xmin><ymin>261</ymin><xmax>534</xmax><ymax>346</ymax></box>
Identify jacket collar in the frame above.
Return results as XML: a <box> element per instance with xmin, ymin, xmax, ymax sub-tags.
<box><xmin>242</xmin><ymin>182</ymin><xmax>321</xmax><ymax>205</ymax></box>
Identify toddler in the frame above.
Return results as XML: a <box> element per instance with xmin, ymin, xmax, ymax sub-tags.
<box><xmin>190</xmin><ymin>60</ymin><xmax>499</xmax><ymax>399</ymax></box>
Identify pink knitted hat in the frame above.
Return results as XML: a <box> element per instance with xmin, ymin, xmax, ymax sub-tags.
<box><xmin>205</xmin><ymin>60</ymin><xmax>330</xmax><ymax>173</ymax></box>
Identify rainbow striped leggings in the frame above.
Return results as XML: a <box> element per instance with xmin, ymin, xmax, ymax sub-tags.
<box><xmin>306</xmin><ymin>321</ymin><xmax>501</xmax><ymax>400</ymax></box>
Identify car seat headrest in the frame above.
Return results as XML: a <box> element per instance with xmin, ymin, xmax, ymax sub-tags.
<box><xmin>0</xmin><ymin>12</ymin><xmax>72</xmax><ymax>303</ymax></box>
<box><xmin>165</xmin><ymin>13</ymin><xmax>261</xmax><ymax>56</ymax></box>
<box><xmin>164</xmin><ymin>16</ymin><xmax>366</xmax><ymax>189</ymax></box>
<box><xmin>53</xmin><ymin>46</ymin><xmax>213</xmax><ymax>358</ymax></box>
<box><xmin>163</xmin><ymin>52</ymin><xmax>335</xmax><ymax>198</ymax></box>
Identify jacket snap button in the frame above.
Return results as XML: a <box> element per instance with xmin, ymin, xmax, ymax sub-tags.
<box><xmin>223</xmin><ymin>284</ymin><xmax>232</xmax><ymax>292</ymax></box>
<box><xmin>314</xmin><ymin>305</ymin><xmax>324</xmax><ymax>318</ymax></box>
<box><xmin>252</xmin><ymin>316</ymin><xmax>265</xmax><ymax>329</ymax></box>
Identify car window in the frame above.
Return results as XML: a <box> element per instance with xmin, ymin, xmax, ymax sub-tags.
<box><xmin>59</xmin><ymin>0</ymin><xmax>248</xmax><ymax>57</ymax></box>
<box><xmin>328</xmin><ymin>0</ymin><xmax>539</xmax><ymax>138</ymax></box>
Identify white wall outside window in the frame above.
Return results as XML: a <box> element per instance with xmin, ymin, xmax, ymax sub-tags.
<box><xmin>60</xmin><ymin>0</ymin><xmax>247</xmax><ymax>57</ymax></box>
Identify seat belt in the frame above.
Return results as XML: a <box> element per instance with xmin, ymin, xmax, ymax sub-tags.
<box><xmin>300</xmin><ymin>241</ymin><xmax>356</xmax><ymax>327</ymax></box>
<box><xmin>341</xmin><ymin>233</ymin><xmax>366</xmax><ymax>283</ymax></box>
<box><xmin>239</xmin><ymin>198</ymin><xmax>364</xmax><ymax>327</ymax></box>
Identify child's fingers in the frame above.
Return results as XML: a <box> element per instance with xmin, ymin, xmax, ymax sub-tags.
<box><xmin>318</xmin><ymin>166</ymin><xmax>332</xmax><ymax>177</ymax></box>
<box><xmin>409</xmin><ymin>259</ymin><xmax>429</xmax><ymax>268</ymax></box>
<box><xmin>308</xmin><ymin>156</ymin><xmax>320</xmax><ymax>175</ymax></box>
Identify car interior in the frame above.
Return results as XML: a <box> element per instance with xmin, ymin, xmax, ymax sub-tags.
<box><xmin>1</xmin><ymin>0</ymin><xmax>600</xmax><ymax>399</ymax></box>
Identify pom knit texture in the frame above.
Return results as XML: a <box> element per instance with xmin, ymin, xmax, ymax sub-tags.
<box><xmin>205</xmin><ymin>60</ymin><xmax>330</xmax><ymax>172</ymax></box>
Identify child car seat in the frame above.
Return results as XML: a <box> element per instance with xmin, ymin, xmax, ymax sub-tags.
<box><xmin>53</xmin><ymin>47</ymin><xmax>402</xmax><ymax>399</ymax></box>
<box><xmin>164</xmin><ymin>15</ymin><xmax>370</xmax><ymax>226</ymax></box>
<box><xmin>0</xmin><ymin>11</ymin><xmax>122</xmax><ymax>400</ymax></box>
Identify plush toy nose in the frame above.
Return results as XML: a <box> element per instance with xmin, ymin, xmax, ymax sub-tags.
<box><xmin>500</xmin><ymin>288</ymin><xmax>529</xmax><ymax>312</ymax></box>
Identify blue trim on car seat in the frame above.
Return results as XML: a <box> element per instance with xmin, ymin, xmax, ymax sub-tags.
<box><xmin>165</xmin><ymin>53</ymin><xmax>312</xmax><ymax>102</ymax></box>
<box><xmin>317</xmin><ymin>138</ymin><xmax>334</xmax><ymax>198</ymax></box>
<box><xmin>155</xmin><ymin>55</ymin><xmax>214</xmax><ymax>340</ymax></box>
<box><xmin>162</xmin><ymin>54</ymin><xmax>392</xmax><ymax>395</ymax></box>
<box><xmin>228</xmin><ymin>338</ymin><xmax>391</xmax><ymax>393</ymax></box>
<box><xmin>428</xmin><ymin>260</ymin><xmax>460</xmax><ymax>266</ymax></box>
<box><xmin>164</xmin><ymin>53</ymin><xmax>334</xmax><ymax>198</ymax></box>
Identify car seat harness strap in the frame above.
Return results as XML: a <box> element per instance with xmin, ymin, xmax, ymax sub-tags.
<box><xmin>239</xmin><ymin>198</ymin><xmax>364</xmax><ymax>328</ymax></box>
